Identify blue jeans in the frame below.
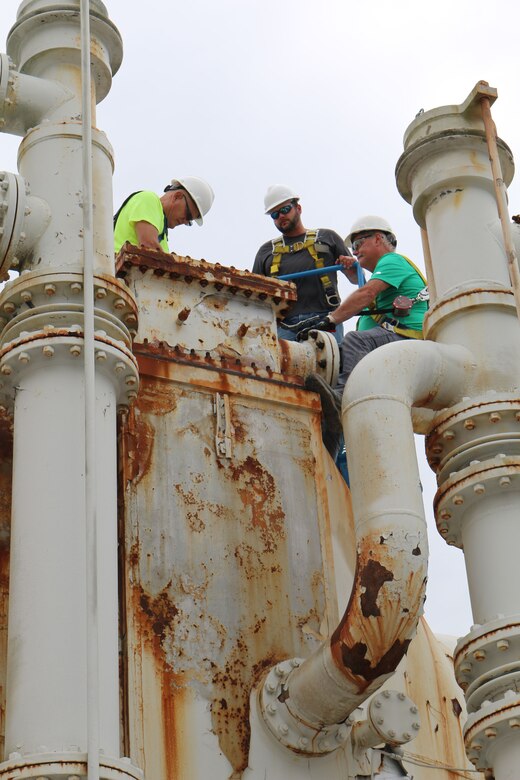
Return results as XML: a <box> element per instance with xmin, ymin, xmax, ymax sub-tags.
<box><xmin>278</xmin><ymin>312</ymin><xmax>344</xmax><ymax>345</ymax></box>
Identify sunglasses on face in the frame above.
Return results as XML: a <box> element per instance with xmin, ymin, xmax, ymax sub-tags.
<box><xmin>182</xmin><ymin>194</ymin><xmax>194</xmax><ymax>226</ymax></box>
<box><xmin>351</xmin><ymin>233</ymin><xmax>375</xmax><ymax>252</ymax></box>
<box><xmin>270</xmin><ymin>202</ymin><xmax>295</xmax><ymax>220</ymax></box>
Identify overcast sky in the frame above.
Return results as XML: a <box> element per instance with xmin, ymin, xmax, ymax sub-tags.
<box><xmin>2</xmin><ymin>0</ymin><xmax>520</xmax><ymax>638</ymax></box>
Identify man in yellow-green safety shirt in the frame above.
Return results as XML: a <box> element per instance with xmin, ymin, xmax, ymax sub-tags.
<box><xmin>114</xmin><ymin>175</ymin><xmax>214</xmax><ymax>254</ymax></box>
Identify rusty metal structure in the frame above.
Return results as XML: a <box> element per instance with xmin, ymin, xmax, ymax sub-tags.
<box><xmin>0</xmin><ymin>2</ymin><xmax>519</xmax><ymax>780</ymax></box>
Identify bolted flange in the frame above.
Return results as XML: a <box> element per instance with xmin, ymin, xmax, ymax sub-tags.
<box><xmin>0</xmin><ymin>751</ymin><xmax>143</xmax><ymax>780</ymax></box>
<box><xmin>464</xmin><ymin>689</ymin><xmax>520</xmax><ymax>771</ymax></box>
<box><xmin>454</xmin><ymin>616</ymin><xmax>520</xmax><ymax>711</ymax></box>
<box><xmin>259</xmin><ymin>659</ymin><xmax>351</xmax><ymax>755</ymax></box>
<box><xmin>433</xmin><ymin>454</ymin><xmax>520</xmax><ymax>548</ymax></box>
<box><xmin>0</xmin><ymin>332</ymin><xmax>139</xmax><ymax>410</ymax></box>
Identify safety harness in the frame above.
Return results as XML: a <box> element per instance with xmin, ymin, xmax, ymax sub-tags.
<box><xmin>367</xmin><ymin>255</ymin><xmax>428</xmax><ymax>340</ymax></box>
<box><xmin>269</xmin><ymin>230</ymin><xmax>340</xmax><ymax>307</ymax></box>
<box><xmin>113</xmin><ymin>191</ymin><xmax>168</xmax><ymax>243</ymax></box>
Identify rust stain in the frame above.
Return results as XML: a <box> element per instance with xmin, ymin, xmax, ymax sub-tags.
<box><xmin>227</xmin><ymin>456</ymin><xmax>286</xmax><ymax>553</ymax></box>
<box><xmin>451</xmin><ymin>697</ymin><xmax>462</xmax><ymax>718</ymax></box>
<box><xmin>121</xmin><ymin>406</ymin><xmax>155</xmax><ymax>485</ymax></box>
<box><xmin>359</xmin><ymin>559</ymin><xmax>394</xmax><ymax>618</ymax></box>
<box><xmin>330</xmin><ymin>530</ymin><xmax>427</xmax><ymax>692</ymax></box>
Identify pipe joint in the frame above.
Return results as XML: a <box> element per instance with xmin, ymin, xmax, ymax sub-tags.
<box><xmin>0</xmin><ymin>751</ymin><xmax>143</xmax><ymax>780</ymax></box>
<box><xmin>279</xmin><ymin>330</ymin><xmax>340</xmax><ymax>386</ymax></box>
<box><xmin>0</xmin><ymin>171</ymin><xmax>51</xmax><ymax>279</ymax></box>
<box><xmin>464</xmin><ymin>689</ymin><xmax>520</xmax><ymax>772</ymax></box>
<box><xmin>455</xmin><ymin>616</ymin><xmax>520</xmax><ymax>710</ymax></box>
<box><xmin>427</xmin><ymin>395</ymin><xmax>520</xmax><ymax>476</ymax></box>
<box><xmin>350</xmin><ymin>690</ymin><xmax>421</xmax><ymax>754</ymax></box>
<box><xmin>0</xmin><ymin>55</ymin><xmax>76</xmax><ymax>134</ymax></box>
<box><xmin>434</xmin><ymin>454</ymin><xmax>520</xmax><ymax>549</ymax></box>
<box><xmin>259</xmin><ymin>659</ymin><xmax>352</xmax><ymax>755</ymax></box>
<box><xmin>6</xmin><ymin>2</ymin><xmax>123</xmax><ymax>104</ymax></box>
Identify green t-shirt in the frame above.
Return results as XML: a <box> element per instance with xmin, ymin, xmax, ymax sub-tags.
<box><xmin>357</xmin><ymin>252</ymin><xmax>427</xmax><ymax>332</ymax></box>
<box><xmin>114</xmin><ymin>191</ymin><xmax>169</xmax><ymax>253</ymax></box>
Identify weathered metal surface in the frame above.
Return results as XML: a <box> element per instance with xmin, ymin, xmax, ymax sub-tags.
<box><xmin>0</xmin><ymin>408</ymin><xmax>12</xmax><ymax>760</ymax></box>
<box><xmin>119</xmin><ymin>357</ymin><xmax>336</xmax><ymax>777</ymax></box>
<box><xmin>376</xmin><ymin>619</ymin><xmax>481</xmax><ymax>780</ymax></box>
<box><xmin>117</xmin><ymin>248</ymin><xmax>297</xmax><ymax>374</ymax></box>
<box><xmin>330</xmin><ymin>527</ymin><xmax>427</xmax><ymax>693</ymax></box>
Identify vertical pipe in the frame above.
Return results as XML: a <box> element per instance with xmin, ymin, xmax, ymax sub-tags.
<box><xmin>420</xmin><ymin>227</ymin><xmax>436</xmax><ymax>303</ymax></box>
<box><xmin>79</xmin><ymin>1</ymin><xmax>99</xmax><ymax>779</ymax></box>
<box><xmin>480</xmin><ymin>95</ymin><xmax>520</xmax><ymax>320</ymax></box>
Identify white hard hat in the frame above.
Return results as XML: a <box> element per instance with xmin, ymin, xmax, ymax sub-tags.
<box><xmin>170</xmin><ymin>176</ymin><xmax>215</xmax><ymax>226</ymax></box>
<box><xmin>346</xmin><ymin>215</ymin><xmax>396</xmax><ymax>245</ymax></box>
<box><xmin>264</xmin><ymin>184</ymin><xmax>300</xmax><ymax>214</ymax></box>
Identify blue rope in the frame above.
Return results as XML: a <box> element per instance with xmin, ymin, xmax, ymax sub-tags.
<box><xmin>278</xmin><ymin>263</ymin><xmax>366</xmax><ymax>287</ymax></box>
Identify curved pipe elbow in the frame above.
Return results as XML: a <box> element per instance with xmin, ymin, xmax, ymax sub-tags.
<box><xmin>264</xmin><ymin>339</ymin><xmax>475</xmax><ymax>735</ymax></box>
<box><xmin>0</xmin><ymin>55</ymin><xmax>76</xmax><ymax>136</ymax></box>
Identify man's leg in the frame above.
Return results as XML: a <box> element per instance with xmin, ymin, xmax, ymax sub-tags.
<box><xmin>336</xmin><ymin>326</ymin><xmax>406</xmax><ymax>393</ymax></box>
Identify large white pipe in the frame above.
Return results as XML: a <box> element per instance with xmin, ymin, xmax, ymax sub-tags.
<box><xmin>5</xmin><ymin>361</ymin><xmax>119</xmax><ymax>756</ymax></box>
<box><xmin>266</xmin><ymin>340</ymin><xmax>474</xmax><ymax>734</ymax></box>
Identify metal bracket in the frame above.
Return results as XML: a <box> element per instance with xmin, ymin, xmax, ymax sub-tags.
<box><xmin>214</xmin><ymin>392</ymin><xmax>233</xmax><ymax>459</ymax></box>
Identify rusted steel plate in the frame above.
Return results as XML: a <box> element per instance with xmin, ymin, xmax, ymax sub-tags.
<box><xmin>120</xmin><ymin>372</ymin><xmax>335</xmax><ymax>776</ymax></box>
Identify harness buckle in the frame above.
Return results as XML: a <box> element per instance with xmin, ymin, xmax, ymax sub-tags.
<box><xmin>325</xmin><ymin>290</ymin><xmax>340</xmax><ymax>308</ymax></box>
<box><xmin>291</xmin><ymin>241</ymin><xmax>305</xmax><ymax>252</ymax></box>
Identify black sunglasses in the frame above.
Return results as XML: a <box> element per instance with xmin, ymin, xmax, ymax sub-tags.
<box><xmin>270</xmin><ymin>202</ymin><xmax>296</xmax><ymax>220</ymax></box>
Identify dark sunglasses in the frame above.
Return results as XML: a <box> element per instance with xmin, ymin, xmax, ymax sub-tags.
<box><xmin>182</xmin><ymin>194</ymin><xmax>194</xmax><ymax>226</ymax></box>
<box><xmin>270</xmin><ymin>202</ymin><xmax>296</xmax><ymax>220</ymax></box>
<box><xmin>351</xmin><ymin>233</ymin><xmax>375</xmax><ymax>252</ymax></box>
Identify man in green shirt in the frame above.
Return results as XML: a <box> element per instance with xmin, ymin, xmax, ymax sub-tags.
<box><xmin>114</xmin><ymin>175</ymin><xmax>214</xmax><ymax>254</ymax></box>
<box><xmin>305</xmin><ymin>216</ymin><xmax>427</xmax><ymax>458</ymax></box>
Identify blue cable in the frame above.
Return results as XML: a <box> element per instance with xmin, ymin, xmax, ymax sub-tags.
<box><xmin>278</xmin><ymin>262</ymin><xmax>366</xmax><ymax>287</ymax></box>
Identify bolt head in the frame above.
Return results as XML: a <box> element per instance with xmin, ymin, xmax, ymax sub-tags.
<box><xmin>464</xmin><ymin>418</ymin><xmax>476</xmax><ymax>430</ymax></box>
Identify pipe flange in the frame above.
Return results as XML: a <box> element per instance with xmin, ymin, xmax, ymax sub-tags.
<box><xmin>0</xmin><ymin>751</ymin><xmax>143</xmax><ymax>780</ymax></box>
<box><xmin>352</xmin><ymin>690</ymin><xmax>421</xmax><ymax>750</ymax></box>
<box><xmin>0</xmin><ymin>271</ymin><xmax>138</xmax><ymax>339</ymax></box>
<box><xmin>465</xmin><ymin>689</ymin><xmax>520</xmax><ymax>771</ymax></box>
<box><xmin>0</xmin><ymin>332</ymin><xmax>139</xmax><ymax>409</ymax></box>
<box><xmin>454</xmin><ymin>617</ymin><xmax>520</xmax><ymax>705</ymax></box>
<box><xmin>426</xmin><ymin>396</ymin><xmax>520</xmax><ymax>475</ymax></box>
<box><xmin>434</xmin><ymin>455</ymin><xmax>520</xmax><ymax>548</ymax></box>
<box><xmin>0</xmin><ymin>304</ymin><xmax>132</xmax><ymax>350</ymax></box>
<box><xmin>0</xmin><ymin>172</ymin><xmax>28</xmax><ymax>280</ymax></box>
<box><xmin>307</xmin><ymin>330</ymin><xmax>340</xmax><ymax>387</ymax></box>
<box><xmin>423</xmin><ymin>287</ymin><xmax>516</xmax><ymax>343</ymax></box>
<box><xmin>260</xmin><ymin>659</ymin><xmax>351</xmax><ymax>755</ymax></box>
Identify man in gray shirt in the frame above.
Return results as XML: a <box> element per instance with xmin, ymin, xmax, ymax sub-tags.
<box><xmin>253</xmin><ymin>184</ymin><xmax>356</xmax><ymax>342</ymax></box>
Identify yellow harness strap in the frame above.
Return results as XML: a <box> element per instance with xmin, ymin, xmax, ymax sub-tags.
<box><xmin>369</xmin><ymin>255</ymin><xmax>428</xmax><ymax>340</ymax></box>
<box><xmin>270</xmin><ymin>230</ymin><xmax>334</xmax><ymax>292</ymax></box>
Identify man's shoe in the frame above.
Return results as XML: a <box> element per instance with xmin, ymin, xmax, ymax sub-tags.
<box><xmin>304</xmin><ymin>373</ymin><xmax>343</xmax><ymax>459</ymax></box>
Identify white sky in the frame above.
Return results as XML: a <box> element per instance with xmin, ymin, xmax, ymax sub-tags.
<box><xmin>2</xmin><ymin>0</ymin><xmax>520</xmax><ymax>638</ymax></box>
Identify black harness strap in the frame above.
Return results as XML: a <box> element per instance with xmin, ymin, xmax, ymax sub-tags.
<box><xmin>113</xmin><ymin>191</ymin><xmax>168</xmax><ymax>242</ymax></box>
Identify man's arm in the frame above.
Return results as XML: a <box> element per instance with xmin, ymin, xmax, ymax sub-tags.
<box><xmin>328</xmin><ymin>278</ymin><xmax>389</xmax><ymax>324</ymax></box>
<box><xmin>134</xmin><ymin>220</ymin><xmax>165</xmax><ymax>252</ymax></box>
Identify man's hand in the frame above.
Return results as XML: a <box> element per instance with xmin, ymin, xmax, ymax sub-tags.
<box><xmin>337</xmin><ymin>254</ymin><xmax>360</xmax><ymax>284</ymax></box>
<box><xmin>296</xmin><ymin>315</ymin><xmax>336</xmax><ymax>341</ymax></box>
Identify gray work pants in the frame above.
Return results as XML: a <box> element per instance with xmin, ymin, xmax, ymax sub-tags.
<box><xmin>336</xmin><ymin>326</ymin><xmax>407</xmax><ymax>393</ymax></box>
